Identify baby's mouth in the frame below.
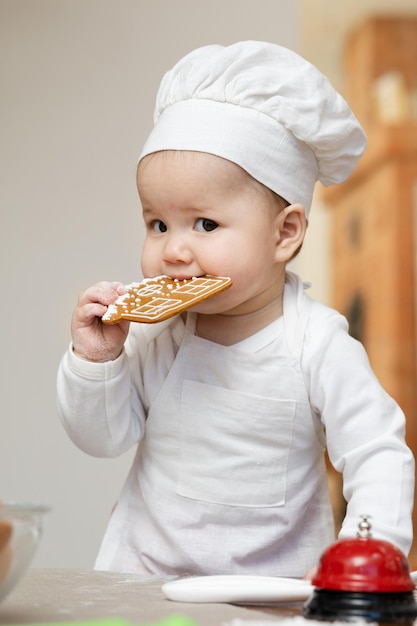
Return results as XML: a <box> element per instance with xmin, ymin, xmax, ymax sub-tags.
<box><xmin>168</xmin><ymin>274</ymin><xmax>200</xmax><ymax>281</ymax></box>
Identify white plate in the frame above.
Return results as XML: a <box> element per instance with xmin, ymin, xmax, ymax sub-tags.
<box><xmin>162</xmin><ymin>574</ymin><xmax>314</xmax><ymax>604</ymax></box>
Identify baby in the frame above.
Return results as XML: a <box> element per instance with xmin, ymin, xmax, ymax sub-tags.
<box><xmin>57</xmin><ymin>41</ymin><xmax>414</xmax><ymax>577</ymax></box>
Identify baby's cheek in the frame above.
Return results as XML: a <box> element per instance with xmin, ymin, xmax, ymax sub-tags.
<box><xmin>140</xmin><ymin>246</ymin><xmax>158</xmax><ymax>277</ymax></box>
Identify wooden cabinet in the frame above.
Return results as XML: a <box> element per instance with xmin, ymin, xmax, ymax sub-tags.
<box><xmin>322</xmin><ymin>16</ymin><xmax>417</xmax><ymax>566</ymax></box>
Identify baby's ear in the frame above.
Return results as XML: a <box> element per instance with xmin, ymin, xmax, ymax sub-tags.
<box><xmin>274</xmin><ymin>204</ymin><xmax>307</xmax><ymax>262</ymax></box>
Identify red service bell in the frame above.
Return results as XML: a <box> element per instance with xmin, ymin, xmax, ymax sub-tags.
<box><xmin>303</xmin><ymin>516</ymin><xmax>417</xmax><ymax>622</ymax></box>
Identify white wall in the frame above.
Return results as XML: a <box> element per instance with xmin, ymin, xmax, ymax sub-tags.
<box><xmin>0</xmin><ymin>0</ymin><xmax>299</xmax><ymax>568</ymax></box>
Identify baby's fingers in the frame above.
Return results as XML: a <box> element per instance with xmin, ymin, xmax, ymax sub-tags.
<box><xmin>71</xmin><ymin>281</ymin><xmax>129</xmax><ymax>362</ymax></box>
<box><xmin>72</xmin><ymin>283</ymin><xmax>122</xmax><ymax>329</ymax></box>
<box><xmin>77</xmin><ymin>281</ymin><xmax>125</xmax><ymax>309</ymax></box>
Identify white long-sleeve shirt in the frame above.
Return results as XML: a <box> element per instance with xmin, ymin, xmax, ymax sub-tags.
<box><xmin>57</xmin><ymin>272</ymin><xmax>414</xmax><ymax>575</ymax></box>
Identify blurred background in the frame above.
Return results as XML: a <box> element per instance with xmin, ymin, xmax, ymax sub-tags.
<box><xmin>1</xmin><ymin>0</ymin><xmax>417</xmax><ymax>568</ymax></box>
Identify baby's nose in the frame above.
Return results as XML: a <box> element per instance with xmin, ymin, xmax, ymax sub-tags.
<box><xmin>163</xmin><ymin>233</ymin><xmax>193</xmax><ymax>264</ymax></box>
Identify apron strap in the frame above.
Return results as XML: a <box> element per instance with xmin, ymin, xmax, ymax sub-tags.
<box><xmin>283</xmin><ymin>271</ymin><xmax>313</xmax><ymax>360</ymax></box>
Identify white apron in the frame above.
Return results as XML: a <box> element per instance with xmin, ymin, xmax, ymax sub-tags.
<box><xmin>95</xmin><ymin>284</ymin><xmax>335</xmax><ymax>575</ymax></box>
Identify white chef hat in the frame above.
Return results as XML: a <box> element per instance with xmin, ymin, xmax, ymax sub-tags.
<box><xmin>139</xmin><ymin>41</ymin><xmax>367</xmax><ymax>215</ymax></box>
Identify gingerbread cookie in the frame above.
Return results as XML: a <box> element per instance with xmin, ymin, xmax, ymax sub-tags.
<box><xmin>102</xmin><ymin>275</ymin><xmax>232</xmax><ymax>324</ymax></box>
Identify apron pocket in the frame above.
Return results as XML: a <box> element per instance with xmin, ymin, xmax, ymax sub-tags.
<box><xmin>177</xmin><ymin>380</ymin><xmax>295</xmax><ymax>507</ymax></box>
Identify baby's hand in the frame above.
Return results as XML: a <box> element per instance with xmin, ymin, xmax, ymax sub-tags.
<box><xmin>71</xmin><ymin>282</ymin><xmax>130</xmax><ymax>363</ymax></box>
<box><xmin>303</xmin><ymin>566</ymin><xmax>317</xmax><ymax>581</ymax></box>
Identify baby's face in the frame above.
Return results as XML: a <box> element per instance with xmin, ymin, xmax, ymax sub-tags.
<box><xmin>137</xmin><ymin>150</ymin><xmax>287</xmax><ymax>317</ymax></box>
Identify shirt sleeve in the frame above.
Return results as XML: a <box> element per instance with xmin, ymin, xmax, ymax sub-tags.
<box><xmin>303</xmin><ymin>301</ymin><xmax>415</xmax><ymax>555</ymax></box>
<box><xmin>56</xmin><ymin>317</ymin><xmax>183</xmax><ymax>459</ymax></box>
<box><xmin>57</xmin><ymin>344</ymin><xmax>146</xmax><ymax>458</ymax></box>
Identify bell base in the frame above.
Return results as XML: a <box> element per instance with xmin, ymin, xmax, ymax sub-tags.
<box><xmin>303</xmin><ymin>589</ymin><xmax>417</xmax><ymax>623</ymax></box>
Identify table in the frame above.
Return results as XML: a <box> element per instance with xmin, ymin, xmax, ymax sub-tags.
<box><xmin>0</xmin><ymin>569</ymin><xmax>302</xmax><ymax>625</ymax></box>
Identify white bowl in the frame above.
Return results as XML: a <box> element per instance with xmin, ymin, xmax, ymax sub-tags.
<box><xmin>0</xmin><ymin>502</ymin><xmax>49</xmax><ymax>602</ymax></box>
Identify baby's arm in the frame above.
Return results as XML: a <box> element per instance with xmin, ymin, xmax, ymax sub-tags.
<box><xmin>306</xmin><ymin>305</ymin><xmax>414</xmax><ymax>555</ymax></box>
<box><xmin>71</xmin><ymin>281</ymin><xmax>130</xmax><ymax>362</ymax></box>
<box><xmin>57</xmin><ymin>281</ymin><xmax>145</xmax><ymax>458</ymax></box>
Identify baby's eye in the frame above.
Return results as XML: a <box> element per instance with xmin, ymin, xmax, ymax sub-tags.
<box><xmin>195</xmin><ymin>218</ymin><xmax>219</xmax><ymax>233</ymax></box>
<box><xmin>151</xmin><ymin>220</ymin><xmax>168</xmax><ymax>233</ymax></box>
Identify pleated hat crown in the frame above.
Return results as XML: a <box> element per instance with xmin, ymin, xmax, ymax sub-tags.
<box><xmin>140</xmin><ymin>41</ymin><xmax>367</xmax><ymax>215</ymax></box>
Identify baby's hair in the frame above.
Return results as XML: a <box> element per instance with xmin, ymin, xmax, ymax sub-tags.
<box><xmin>245</xmin><ymin>171</ymin><xmax>303</xmax><ymax>260</ymax></box>
<box><xmin>242</xmin><ymin>168</ymin><xmax>288</xmax><ymax>208</ymax></box>
<box><xmin>272</xmin><ymin>190</ymin><xmax>290</xmax><ymax>211</ymax></box>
